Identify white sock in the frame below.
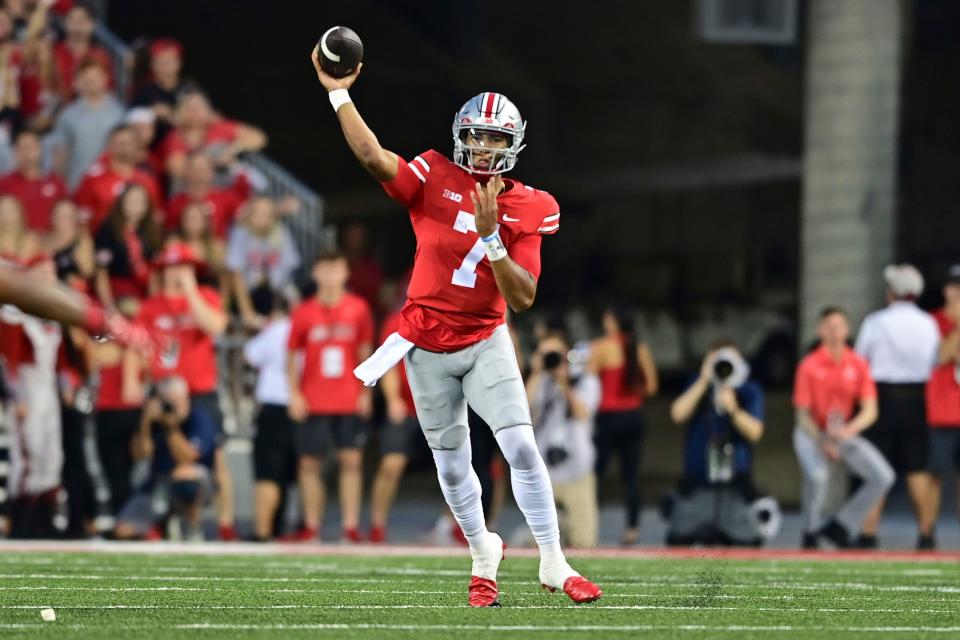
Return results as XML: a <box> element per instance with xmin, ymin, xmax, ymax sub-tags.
<box><xmin>494</xmin><ymin>426</ymin><xmax>563</xmax><ymax>553</ymax></box>
<box><xmin>432</xmin><ymin>440</ymin><xmax>488</xmax><ymax>549</ymax></box>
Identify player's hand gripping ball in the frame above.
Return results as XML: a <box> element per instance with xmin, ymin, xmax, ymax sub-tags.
<box><xmin>317</xmin><ymin>26</ymin><xmax>363</xmax><ymax>78</ymax></box>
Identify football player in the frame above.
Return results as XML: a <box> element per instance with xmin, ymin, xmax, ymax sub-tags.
<box><xmin>311</xmin><ymin>46</ymin><xmax>601</xmax><ymax>606</ymax></box>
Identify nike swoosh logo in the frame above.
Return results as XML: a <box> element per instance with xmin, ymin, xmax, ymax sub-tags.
<box><xmin>502</xmin><ymin>214</ymin><xmax>521</xmax><ymax>222</ymax></box>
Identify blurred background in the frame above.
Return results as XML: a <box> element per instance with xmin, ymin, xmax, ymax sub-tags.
<box><xmin>1</xmin><ymin>0</ymin><xmax>958</xmax><ymax>550</ymax></box>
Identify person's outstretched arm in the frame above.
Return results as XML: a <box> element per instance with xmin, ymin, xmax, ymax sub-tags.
<box><xmin>310</xmin><ymin>46</ymin><xmax>398</xmax><ymax>182</ymax></box>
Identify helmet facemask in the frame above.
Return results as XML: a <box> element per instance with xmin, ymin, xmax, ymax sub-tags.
<box><xmin>452</xmin><ymin>92</ymin><xmax>527</xmax><ymax>175</ymax></box>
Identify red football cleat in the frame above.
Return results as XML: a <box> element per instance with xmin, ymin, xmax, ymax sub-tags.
<box><xmin>548</xmin><ymin>576</ymin><xmax>601</xmax><ymax>603</ymax></box>
<box><xmin>218</xmin><ymin>524</ymin><xmax>238</xmax><ymax>541</ymax></box>
<box><xmin>368</xmin><ymin>526</ymin><xmax>386</xmax><ymax>543</ymax></box>
<box><xmin>145</xmin><ymin>526</ymin><xmax>164</xmax><ymax>541</ymax></box>
<box><xmin>468</xmin><ymin>576</ymin><xmax>500</xmax><ymax>607</ymax></box>
<box><xmin>342</xmin><ymin>527</ymin><xmax>363</xmax><ymax>543</ymax></box>
<box><xmin>278</xmin><ymin>527</ymin><xmax>317</xmax><ymax>543</ymax></box>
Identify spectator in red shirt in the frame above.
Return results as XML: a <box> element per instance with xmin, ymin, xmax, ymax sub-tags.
<box><xmin>926</xmin><ymin>265</ymin><xmax>960</xmax><ymax>534</ymax></box>
<box><xmin>136</xmin><ymin>241</ymin><xmax>236</xmax><ymax>539</ymax></box>
<box><xmin>161</xmin><ymin>90</ymin><xmax>266</xmax><ymax>186</ymax></box>
<box><xmin>90</xmin><ymin>318</ymin><xmax>144</xmax><ymax>517</ymax></box>
<box><xmin>52</xmin><ymin>1</ymin><xmax>112</xmax><ymax>102</ymax></box>
<box><xmin>0</xmin><ymin>130</ymin><xmax>67</xmax><ymax>231</ymax></box>
<box><xmin>793</xmin><ymin>306</ymin><xmax>894</xmax><ymax>549</ymax></box>
<box><xmin>93</xmin><ymin>183</ymin><xmax>162</xmax><ymax>311</ymax></box>
<box><xmin>73</xmin><ymin>124</ymin><xmax>163</xmax><ymax>230</ymax></box>
<box><xmin>286</xmin><ymin>250</ymin><xmax>374</xmax><ymax>542</ymax></box>
<box><xmin>0</xmin><ymin>194</ymin><xmax>41</xmax><ymax>262</ymax></box>
<box><xmin>165</xmin><ymin>152</ymin><xmax>249</xmax><ymax>237</ymax></box>
<box><xmin>341</xmin><ymin>222</ymin><xmax>384</xmax><ymax>318</ymax></box>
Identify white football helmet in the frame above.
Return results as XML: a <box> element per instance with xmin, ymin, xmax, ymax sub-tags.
<box><xmin>452</xmin><ymin>92</ymin><xmax>527</xmax><ymax>175</ymax></box>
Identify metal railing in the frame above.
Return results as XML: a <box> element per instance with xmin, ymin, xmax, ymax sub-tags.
<box><xmin>93</xmin><ymin>23</ymin><xmax>330</xmax><ymax>266</ymax></box>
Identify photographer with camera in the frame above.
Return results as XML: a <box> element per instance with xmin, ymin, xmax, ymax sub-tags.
<box><xmin>113</xmin><ymin>376</ymin><xmax>217</xmax><ymax>540</ymax></box>
<box><xmin>525</xmin><ymin>331</ymin><xmax>601</xmax><ymax>548</ymax></box>
<box><xmin>667</xmin><ymin>341</ymin><xmax>767</xmax><ymax>545</ymax></box>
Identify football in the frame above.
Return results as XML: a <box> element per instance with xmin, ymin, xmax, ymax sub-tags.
<box><xmin>317</xmin><ymin>26</ymin><xmax>364</xmax><ymax>78</ymax></box>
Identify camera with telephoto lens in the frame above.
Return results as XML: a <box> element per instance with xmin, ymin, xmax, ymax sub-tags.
<box><xmin>147</xmin><ymin>384</ymin><xmax>176</xmax><ymax>415</ymax></box>
<box><xmin>713</xmin><ymin>357</ymin><xmax>735</xmax><ymax>382</ymax></box>
<box><xmin>542</xmin><ymin>351</ymin><xmax>564</xmax><ymax>371</ymax></box>
<box><xmin>545</xmin><ymin>446</ymin><xmax>569</xmax><ymax>466</ymax></box>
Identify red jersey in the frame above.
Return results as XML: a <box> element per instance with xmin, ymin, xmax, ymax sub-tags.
<box><xmin>165</xmin><ymin>177</ymin><xmax>251</xmax><ymax>238</ymax></box>
<box><xmin>380</xmin><ymin>311</ymin><xmax>416</xmax><ymax>416</ymax></box>
<box><xmin>793</xmin><ymin>345</ymin><xmax>877</xmax><ymax>430</ymax></box>
<box><xmin>53</xmin><ymin>43</ymin><xmax>114</xmax><ymax>101</ymax></box>
<box><xmin>287</xmin><ymin>293</ymin><xmax>373</xmax><ymax>415</ymax></box>
<box><xmin>160</xmin><ymin>120</ymin><xmax>241</xmax><ymax>160</ymax></box>
<box><xmin>0</xmin><ymin>171</ymin><xmax>68</xmax><ymax>231</ymax></box>
<box><xmin>381</xmin><ymin>150</ymin><xmax>559</xmax><ymax>352</ymax></box>
<box><xmin>73</xmin><ymin>161</ymin><xmax>164</xmax><ymax>230</ymax></box>
<box><xmin>137</xmin><ymin>287</ymin><xmax>222</xmax><ymax>394</ymax></box>
<box><xmin>926</xmin><ymin>308</ymin><xmax>960</xmax><ymax>428</ymax></box>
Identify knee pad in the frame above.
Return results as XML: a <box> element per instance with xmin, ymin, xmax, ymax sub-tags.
<box><xmin>496</xmin><ymin>425</ymin><xmax>541</xmax><ymax>471</ymax></box>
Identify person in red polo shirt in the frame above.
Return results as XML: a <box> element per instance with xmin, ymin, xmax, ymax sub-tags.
<box><xmin>0</xmin><ymin>131</ymin><xmax>68</xmax><ymax>232</ymax></box>
<box><xmin>926</xmin><ymin>265</ymin><xmax>960</xmax><ymax>534</ymax></box>
<box><xmin>367</xmin><ymin>308</ymin><xmax>421</xmax><ymax>543</ymax></box>
<box><xmin>137</xmin><ymin>241</ymin><xmax>236</xmax><ymax>540</ymax></box>
<box><xmin>793</xmin><ymin>306</ymin><xmax>894</xmax><ymax>549</ymax></box>
<box><xmin>286</xmin><ymin>249</ymin><xmax>373</xmax><ymax>542</ymax></box>
<box><xmin>73</xmin><ymin>124</ymin><xmax>163</xmax><ymax>230</ymax></box>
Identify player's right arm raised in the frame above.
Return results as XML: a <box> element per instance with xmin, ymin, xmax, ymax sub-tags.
<box><xmin>310</xmin><ymin>46</ymin><xmax>398</xmax><ymax>182</ymax></box>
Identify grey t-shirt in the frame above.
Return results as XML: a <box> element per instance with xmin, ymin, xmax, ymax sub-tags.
<box><xmin>225</xmin><ymin>223</ymin><xmax>301</xmax><ymax>290</ymax></box>
<box><xmin>51</xmin><ymin>95</ymin><xmax>125</xmax><ymax>189</ymax></box>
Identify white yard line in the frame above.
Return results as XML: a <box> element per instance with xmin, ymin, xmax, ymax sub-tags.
<box><xmin>1</xmin><ymin>572</ymin><xmax>957</xmax><ymax>593</ymax></box>
<box><xmin>1</xmin><ymin>623</ymin><xmax>960</xmax><ymax>634</ymax></box>
<box><xmin>2</xmin><ymin>603</ymin><xmax>956</xmax><ymax>614</ymax></box>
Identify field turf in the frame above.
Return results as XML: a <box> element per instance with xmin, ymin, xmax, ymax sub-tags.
<box><xmin>0</xmin><ymin>544</ymin><xmax>958</xmax><ymax>639</ymax></box>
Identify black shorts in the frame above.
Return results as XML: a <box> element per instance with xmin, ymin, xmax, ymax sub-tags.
<box><xmin>297</xmin><ymin>414</ymin><xmax>367</xmax><ymax>456</ymax></box>
<box><xmin>866</xmin><ymin>384</ymin><xmax>929</xmax><ymax>473</ymax></box>
<box><xmin>253</xmin><ymin>404</ymin><xmax>298</xmax><ymax>484</ymax></box>
<box><xmin>379</xmin><ymin>416</ymin><xmax>419</xmax><ymax>455</ymax></box>
<box><xmin>928</xmin><ymin>428</ymin><xmax>960</xmax><ymax>475</ymax></box>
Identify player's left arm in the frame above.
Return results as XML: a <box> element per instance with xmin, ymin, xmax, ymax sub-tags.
<box><xmin>472</xmin><ymin>177</ymin><xmax>537</xmax><ymax>312</ymax></box>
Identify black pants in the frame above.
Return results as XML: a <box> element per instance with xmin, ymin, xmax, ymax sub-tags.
<box><xmin>469</xmin><ymin>408</ymin><xmax>497</xmax><ymax>519</ymax></box>
<box><xmin>95</xmin><ymin>409</ymin><xmax>141</xmax><ymax>516</ymax></box>
<box><xmin>61</xmin><ymin>406</ymin><xmax>96</xmax><ymax>537</ymax></box>
<box><xmin>594</xmin><ymin>408</ymin><xmax>645</xmax><ymax>528</ymax></box>
<box><xmin>867</xmin><ymin>383</ymin><xmax>929</xmax><ymax>473</ymax></box>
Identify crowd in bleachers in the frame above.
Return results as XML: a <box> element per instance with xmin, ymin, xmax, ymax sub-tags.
<box><xmin>1</xmin><ymin>3</ymin><xmax>959</xmax><ymax>551</ymax></box>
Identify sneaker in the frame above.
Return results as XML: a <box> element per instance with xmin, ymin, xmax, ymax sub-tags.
<box><xmin>218</xmin><ymin>524</ymin><xmax>238</xmax><ymax>542</ymax></box>
<box><xmin>278</xmin><ymin>527</ymin><xmax>318</xmax><ymax>543</ymax></box>
<box><xmin>817</xmin><ymin>519</ymin><xmax>851</xmax><ymax>549</ymax></box>
<box><xmin>368</xmin><ymin>526</ymin><xmax>386</xmax><ymax>544</ymax></box>
<box><xmin>540</xmin><ymin>557</ymin><xmax>602</xmax><ymax>603</ymax></box>
<box><xmin>468</xmin><ymin>531</ymin><xmax>504</xmax><ymax>607</ymax></box>
<box><xmin>853</xmin><ymin>533</ymin><xmax>878</xmax><ymax>549</ymax></box>
<box><xmin>342</xmin><ymin>527</ymin><xmax>363</xmax><ymax>544</ymax></box>
<box><xmin>801</xmin><ymin>532</ymin><xmax>818</xmax><ymax>550</ymax></box>
<box><xmin>916</xmin><ymin>534</ymin><xmax>936</xmax><ymax>551</ymax></box>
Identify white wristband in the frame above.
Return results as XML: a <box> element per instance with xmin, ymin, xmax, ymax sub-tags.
<box><xmin>481</xmin><ymin>230</ymin><xmax>508</xmax><ymax>262</ymax></box>
<box><xmin>329</xmin><ymin>88</ymin><xmax>351</xmax><ymax>112</ymax></box>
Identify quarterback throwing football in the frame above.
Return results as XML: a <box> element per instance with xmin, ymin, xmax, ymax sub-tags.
<box><xmin>311</xmin><ymin>47</ymin><xmax>601</xmax><ymax>606</ymax></box>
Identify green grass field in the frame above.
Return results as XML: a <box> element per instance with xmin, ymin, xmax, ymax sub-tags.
<box><xmin>0</xmin><ymin>546</ymin><xmax>958</xmax><ymax>639</ymax></box>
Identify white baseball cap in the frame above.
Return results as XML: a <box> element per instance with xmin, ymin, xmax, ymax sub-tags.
<box><xmin>125</xmin><ymin>107</ymin><xmax>155</xmax><ymax>125</ymax></box>
<box><xmin>883</xmin><ymin>264</ymin><xmax>924</xmax><ymax>298</ymax></box>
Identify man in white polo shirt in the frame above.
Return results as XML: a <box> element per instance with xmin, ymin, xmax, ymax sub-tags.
<box><xmin>855</xmin><ymin>264</ymin><xmax>940</xmax><ymax>549</ymax></box>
